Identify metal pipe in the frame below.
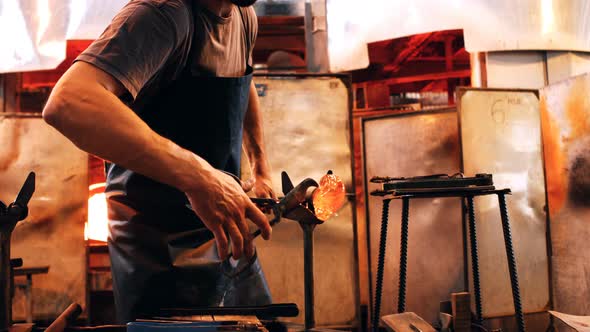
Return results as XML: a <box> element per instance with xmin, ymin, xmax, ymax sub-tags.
<box><xmin>0</xmin><ymin>230</ymin><xmax>11</xmax><ymax>332</ymax></box>
<box><xmin>372</xmin><ymin>199</ymin><xmax>391</xmax><ymax>332</ymax></box>
<box><xmin>303</xmin><ymin>223</ymin><xmax>316</xmax><ymax>331</ymax></box>
<box><xmin>497</xmin><ymin>194</ymin><xmax>526</xmax><ymax>332</ymax></box>
<box><xmin>467</xmin><ymin>196</ymin><xmax>483</xmax><ymax>324</ymax></box>
<box><xmin>397</xmin><ymin>197</ymin><xmax>410</xmax><ymax>313</ymax></box>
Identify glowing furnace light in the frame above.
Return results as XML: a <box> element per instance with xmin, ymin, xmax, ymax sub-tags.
<box><xmin>85</xmin><ymin>183</ymin><xmax>109</xmax><ymax>242</ymax></box>
<box><xmin>312</xmin><ymin>171</ymin><xmax>346</xmax><ymax>221</ymax></box>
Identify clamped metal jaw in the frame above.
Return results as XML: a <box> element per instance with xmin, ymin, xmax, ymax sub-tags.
<box><xmin>250</xmin><ymin>171</ymin><xmax>322</xmax><ymax>238</ymax></box>
<box><xmin>0</xmin><ymin>172</ymin><xmax>35</xmax><ymax>332</ymax></box>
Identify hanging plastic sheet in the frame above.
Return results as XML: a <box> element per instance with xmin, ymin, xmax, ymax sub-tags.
<box><xmin>326</xmin><ymin>0</ymin><xmax>590</xmax><ymax>71</ymax></box>
<box><xmin>248</xmin><ymin>74</ymin><xmax>357</xmax><ymax>326</ymax></box>
<box><xmin>0</xmin><ymin>0</ymin><xmax>307</xmax><ymax>73</ymax></box>
<box><xmin>0</xmin><ymin>0</ymin><xmax>126</xmax><ymax>73</ymax></box>
<box><xmin>0</xmin><ymin>113</ymin><xmax>88</xmax><ymax>319</ymax></box>
<box><xmin>3</xmin><ymin>0</ymin><xmax>590</xmax><ymax>73</ymax></box>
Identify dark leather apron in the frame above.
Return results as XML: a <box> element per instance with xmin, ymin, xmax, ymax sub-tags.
<box><xmin>106</xmin><ymin>6</ymin><xmax>272</xmax><ymax>323</ymax></box>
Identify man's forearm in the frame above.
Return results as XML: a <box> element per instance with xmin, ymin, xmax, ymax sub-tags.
<box><xmin>43</xmin><ymin>62</ymin><xmax>213</xmax><ymax>193</ymax></box>
<box><xmin>243</xmin><ymin>81</ymin><xmax>271</xmax><ymax>177</ymax></box>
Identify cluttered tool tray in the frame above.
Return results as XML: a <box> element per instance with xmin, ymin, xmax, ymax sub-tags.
<box><xmin>370</xmin><ymin>173</ymin><xmax>497</xmax><ymax>197</ymax></box>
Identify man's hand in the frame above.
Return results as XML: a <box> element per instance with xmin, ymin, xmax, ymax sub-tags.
<box><xmin>252</xmin><ymin>174</ymin><xmax>276</xmax><ymax>199</ymax></box>
<box><xmin>185</xmin><ymin>168</ymin><xmax>271</xmax><ymax>260</ymax></box>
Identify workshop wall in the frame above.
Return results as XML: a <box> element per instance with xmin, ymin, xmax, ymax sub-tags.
<box><xmin>363</xmin><ymin>110</ymin><xmax>464</xmax><ymax>324</ymax></box>
<box><xmin>249</xmin><ymin>75</ymin><xmax>357</xmax><ymax>327</ymax></box>
<box><xmin>459</xmin><ymin>89</ymin><xmax>550</xmax><ymax>317</ymax></box>
<box><xmin>0</xmin><ymin>115</ymin><xmax>88</xmax><ymax>321</ymax></box>
<box><xmin>541</xmin><ymin>73</ymin><xmax>590</xmax><ymax>316</ymax></box>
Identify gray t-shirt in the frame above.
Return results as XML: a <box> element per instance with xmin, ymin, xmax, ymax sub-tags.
<box><xmin>76</xmin><ymin>0</ymin><xmax>257</xmax><ymax>103</ymax></box>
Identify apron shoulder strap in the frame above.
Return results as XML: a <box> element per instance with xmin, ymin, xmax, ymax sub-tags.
<box><xmin>237</xmin><ymin>7</ymin><xmax>252</xmax><ymax>66</ymax></box>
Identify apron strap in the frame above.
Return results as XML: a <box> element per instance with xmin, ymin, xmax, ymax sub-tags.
<box><xmin>237</xmin><ymin>7</ymin><xmax>252</xmax><ymax>68</ymax></box>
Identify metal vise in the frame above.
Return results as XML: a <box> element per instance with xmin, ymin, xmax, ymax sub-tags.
<box><xmin>0</xmin><ymin>172</ymin><xmax>35</xmax><ymax>332</ymax></box>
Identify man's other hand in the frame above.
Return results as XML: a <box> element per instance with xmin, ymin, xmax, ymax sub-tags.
<box><xmin>252</xmin><ymin>174</ymin><xmax>276</xmax><ymax>199</ymax></box>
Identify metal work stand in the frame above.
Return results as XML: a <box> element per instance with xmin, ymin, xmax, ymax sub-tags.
<box><xmin>371</xmin><ymin>188</ymin><xmax>526</xmax><ymax>332</ymax></box>
<box><xmin>0</xmin><ymin>172</ymin><xmax>35</xmax><ymax>332</ymax></box>
<box><xmin>300</xmin><ymin>221</ymin><xmax>320</xmax><ymax>331</ymax></box>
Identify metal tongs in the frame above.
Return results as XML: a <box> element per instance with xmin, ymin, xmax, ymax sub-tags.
<box><xmin>249</xmin><ymin>171</ymin><xmax>321</xmax><ymax>238</ymax></box>
<box><xmin>186</xmin><ymin>170</ymin><xmax>324</xmax><ymax>330</ymax></box>
<box><xmin>185</xmin><ymin>171</ymin><xmax>321</xmax><ymax>237</ymax></box>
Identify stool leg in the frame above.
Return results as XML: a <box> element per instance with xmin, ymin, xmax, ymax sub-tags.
<box><xmin>467</xmin><ymin>196</ymin><xmax>483</xmax><ymax>325</ymax></box>
<box><xmin>373</xmin><ymin>199</ymin><xmax>391</xmax><ymax>332</ymax></box>
<box><xmin>397</xmin><ymin>198</ymin><xmax>410</xmax><ymax>313</ymax></box>
<box><xmin>498</xmin><ymin>193</ymin><xmax>526</xmax><ymax>332</ymax></box>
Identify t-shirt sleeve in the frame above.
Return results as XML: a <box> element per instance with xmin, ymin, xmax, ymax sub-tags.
<box><xmin>75</xmin><ymin>1</ymin><xmax>191</xmax><ymax>99</ymax></box>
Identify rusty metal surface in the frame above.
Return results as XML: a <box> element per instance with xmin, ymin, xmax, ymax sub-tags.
<box><xmin>458</xmin><ymin>88</ymin><xmax>550</xmax><ymax>317</ymax></box>
<box><xmin>362</xmin><ymin>110</ymin><xmax>464</xmax><ymax>324</ymax></box>
<box><xmin>0</xmin><ymin>114</ymin><xmax>88</xmax><ymax>320</ymax></box>
<box><xmin>540</xmin><ymin>73</ymin><xmax>590</xmax><ymax>315</ymax></box>
<box><xmin>247</xmin><ymin>76</ymin><xmax>356</xmax><ymax>326</ymax></box>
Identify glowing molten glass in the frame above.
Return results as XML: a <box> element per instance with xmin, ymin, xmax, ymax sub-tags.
<box><xmin>312</xmin><ymin>171</ymin><xmax>346</xmax><ymax>221</ymax></box>
<box><xmin>85</xmin><ymin>183</ymin><xmax>109</xmax><ymax>242</ymax></box>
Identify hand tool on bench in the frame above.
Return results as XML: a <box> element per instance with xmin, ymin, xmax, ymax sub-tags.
<box><xmin>156</xmin><ymin>303</ymin><xmax>299</xmax><ymax>318</ymax></box>
<box><xmin>45</xmin><ymin>303</ymin><xmax>83</xmax><ymax>332</ymax></box>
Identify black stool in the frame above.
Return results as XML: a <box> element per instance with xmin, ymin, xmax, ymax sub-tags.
<box><xmin>371</xmin><ymin>187</ymin><xmax>525</xmax><ymax>332</ymax></box>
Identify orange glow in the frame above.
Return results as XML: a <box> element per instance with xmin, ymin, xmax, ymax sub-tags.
<box><xmin>566</xmin><ymin>80</ymin><xmax>590</xmax><ymax>140</ymax></box>
<box><xmin>540</xmin><ymin>98</ymin><xmax>567</xmax><ymax>216</ymax></box>
<box><xmin>312</xmin><ymin>172</ymin><xmax>346</xmax><ymax>221</ymax></box>
<box><xmin>85</xmin><ymin>183</ymin><xmax>109</xmax><ymax>242</ymax></box>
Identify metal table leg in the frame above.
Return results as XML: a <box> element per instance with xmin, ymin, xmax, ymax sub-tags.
<box><xmin>373</xmin><ymin>199</ymin><xmax>391</xmax><ymax>332</ymax></box>
<box><xmin>302</xmin><ymin>223</ymin><xmax>316</xmax><ymax>331</ymax></box>
<box><xmin>497</xmin><ymin>193</ymin><xmax>526</xmax><ymax>332</ymax></box>
<box><xmin>397</xmin><ymin>198</ymin><xmax>410</xmax><ymax>313</ymax></box>
<box><xmin>25</xmin><ymin>275</ymin><xmax>32</xmax><ymax>324</ymax></box>
<box><xmin>466</xmin><ymin>196</ymin><xmax>483</xmax><ymax>324</ymax></box>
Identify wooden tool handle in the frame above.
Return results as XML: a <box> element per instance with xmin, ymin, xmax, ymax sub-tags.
<box><xmin>45</xmin><ymin>303</ymin><xmax>82</xmax><ymax>332</ymax></box>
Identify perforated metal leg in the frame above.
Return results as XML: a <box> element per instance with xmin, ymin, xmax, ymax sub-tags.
<box><xmin>397</xmin><ymin>198</ymin><xmax>410</xmax><ymax>313</ymax></box>
<box><xmin>467</xmin><ymin>196</ymin><xmax>483</xmax><ymax>324</ymax></box>
<box><xmin>498</xmin><ymin>193</ymin><xmax>526</xmax><ymax>332</ymax></box>
<box><xmin>373</xmin><ymin>199</ymin><xmax>391</xmax><ymax>332</ymax></box>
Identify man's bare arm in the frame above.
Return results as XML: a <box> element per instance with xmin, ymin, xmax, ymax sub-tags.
<box><xmin>242</xmin><ymin>81</ymin><xmax>275</xmax><ymax>199</ymax></box>
<box><xmin>43</xmin><ymin>62</ymin><xmax>270</xmax><ymax>258</ymax></box>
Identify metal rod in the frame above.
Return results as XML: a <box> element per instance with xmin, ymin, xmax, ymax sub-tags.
<box><xmin>0</xmin><ymin>231</ymin><xmax>11</xmax><ymax>332</ymax></box>
<box><xmin>397</xmin><ymin>197</ymin><xmax>410</xmax><ymax>313</ymax></box>
<box><xmin>372</xmin><ymin>199</ymin><xmax>391</xmax><ymax>332</ymax></box>
<box><xmin>467</xmin><ymin>196</ymin><xmax>483</xmax><ymax>324</ymax></box>
<box><xmin>497</xmin><ymin>194</ymin><xmax>526</xmax><ymax>332</ymax></box>
<box><xmin>25</xmin><ymin>274</ymin><xmax>33</xmax><ymax>323</ymax></box>
<box><xmin>303</xmin><ymin>223</ymin><xmax>315</xmax><ymax>331</ymax></box>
